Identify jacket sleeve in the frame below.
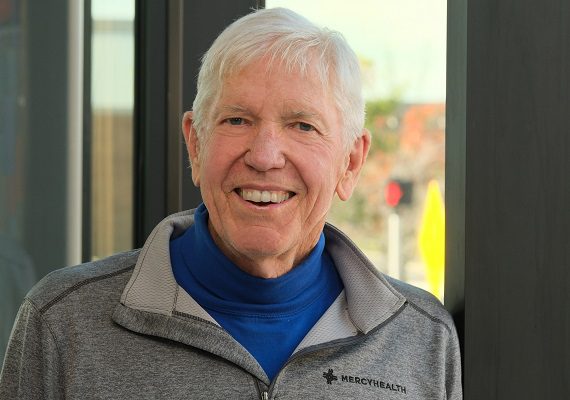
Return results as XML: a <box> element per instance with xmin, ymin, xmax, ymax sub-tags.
<box><xmin>0</xmin><ymin>299</ymin><xmax>63</xmax><ymax>399</ymax></box>
<box><xmin>445</xmin><ymin>325</ymin><xmax>463</xmax><ymax>400</ymax></box>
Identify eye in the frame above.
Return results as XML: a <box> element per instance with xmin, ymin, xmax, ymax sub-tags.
<box><xmin>294</xmin><ymin>122</ymin><xmax>316</xmax><ymax>132</ymax></box>
<box><xmin>226</xmin><ymin>117</ymin><xmax>245</xmax><ymax>125</ymax></box>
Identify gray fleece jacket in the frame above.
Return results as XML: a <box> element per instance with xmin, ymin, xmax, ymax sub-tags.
<box><xmin>0</xmin><ymin>209</ymin><xmax>462</xmax><ymax>399</ymax></box>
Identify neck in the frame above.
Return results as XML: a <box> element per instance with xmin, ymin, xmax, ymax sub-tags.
<box><xmin>208</xmin><ymin>228</ymin><xmax>317</xmax><ymax>279</ymax></box>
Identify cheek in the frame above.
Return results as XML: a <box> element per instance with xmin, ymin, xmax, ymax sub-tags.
<box><xmin>306</xmin><ymin>156</ymin><xmax>348</xmax><ymax>205</ymax></box>
<box><xmin>202</xmin><ymin>137</ymin><xmax>230</xmax><ymax>166</ymax></box>
<box><xmin>299</xmin><ymin>160</ymin><xmax>339</xmax><ymax>212</ymax></box>
<box><xmin>199</xmin><ymin>142</ymin><xmax>244</xmax><ymax>186</ymax></box>
<box><xmin>306</xmin><ymin>153</ymin><xmax>342</xmax><ymax>186</ymax></box>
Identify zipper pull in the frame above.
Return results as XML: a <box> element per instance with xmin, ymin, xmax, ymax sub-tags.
<box><xmin>260</xmin><ymin>391</ymin><xmax>268</xmax><ymax>400</ymax></box>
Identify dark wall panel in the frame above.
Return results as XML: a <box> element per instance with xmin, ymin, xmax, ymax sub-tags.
<box><xmin>24</xmin><ymin>0</ymin><xmax>69</xmax><ymax>276</ymax></box>
<box><xmin>448</xmin><ymin>0</ymin><xmax>570</xmax><ymax>398</ymax></box>
<box><xmin>134</xmin><ymin>0</ymin><xmax>168</xmax><ymax>245</ymax></box>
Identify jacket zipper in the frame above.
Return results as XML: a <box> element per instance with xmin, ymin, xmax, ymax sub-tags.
<box><xmin>260</xmin><ymin>391</ymin><xmax>268</xmax><ymax>400</ymax></box>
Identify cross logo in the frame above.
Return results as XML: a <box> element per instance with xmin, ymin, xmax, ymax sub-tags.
<box><xmin>322</xmin><ymin>369</ymin><xmax>338</xmax><ymax>385</ymax></box>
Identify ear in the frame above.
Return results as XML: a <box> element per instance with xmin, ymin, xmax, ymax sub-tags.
<box><xmin>182</xmin><ymin>111</ymin><xmax>201</xmax><ymax>187</ymax></box>
<box><xmin>335</xmin><ymin>129</ymin><xmax>371</xmax><ymax>201</ymax></box>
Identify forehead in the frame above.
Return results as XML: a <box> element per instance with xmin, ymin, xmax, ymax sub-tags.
<box><xmin>217</xmin><ymin>59</ymin><xmax>334</xmax><ymax>113</ymax></box>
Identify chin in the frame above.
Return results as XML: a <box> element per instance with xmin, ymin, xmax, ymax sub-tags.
<box><xmin>232</xmin><ymin>236</ymin><xmax>287</xmax><ymax>258</ymax></box>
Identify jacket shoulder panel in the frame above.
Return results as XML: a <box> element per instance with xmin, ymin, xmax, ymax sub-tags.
<box><xmin>384</xmin><ymin>275</ymin><xmax>455</xmax><ymax>334</ymax></box>
<box><xmin>26</xmin><ymin>249</ymin><xmax>139</xmax><ymax>313</ymax></box>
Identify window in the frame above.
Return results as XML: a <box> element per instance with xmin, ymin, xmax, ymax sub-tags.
<box><xmin>0</xmin><ymin>0</ymin><xmax>137</xmax><ymax>360</ymax></box>
<box><xmin>89</xmin><ymin>0</ymin><xmax>135</xmax><ymax>259</ymax></box>
<box><xmin>0</xmin><ymin>0</ymin><xmax>81</xmax><ymax>360</ymax></box>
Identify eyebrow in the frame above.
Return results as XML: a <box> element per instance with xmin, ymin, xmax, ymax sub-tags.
<box><xmin>281</xmin><ymin>109</ymin><xmax>327</xmax><ymax>130</ymax></box>
<box><xmin>283</xmin><ymin>110</ymin><xmax>319</xmax><ymax>120</ymax></box>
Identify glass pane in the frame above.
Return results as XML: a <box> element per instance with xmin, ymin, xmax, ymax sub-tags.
<box><xmin>0</xmin><ymin>0</ymin><xmax>77</xmax><ymax>360</ymax></box>
<box><xmin>266</xmin><ymin>0</ymin><xmax>447</xmax><ymax>300</ymax></box>
<box><xmin>90</xmin><ymin>0</ymin><xmax>135</xmax><ymax>259</ymax></box>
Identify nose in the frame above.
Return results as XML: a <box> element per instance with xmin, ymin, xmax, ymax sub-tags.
<box><xmin>243</xmin><ymin>126</ymin><xmax>286</xmax><ymax>171</ymax></box>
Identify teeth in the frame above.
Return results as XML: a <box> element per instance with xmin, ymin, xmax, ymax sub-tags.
<box><xmin>239</xmin><ymin>189</ymin><xmax>291</xmax><ymax>203</ymax></box>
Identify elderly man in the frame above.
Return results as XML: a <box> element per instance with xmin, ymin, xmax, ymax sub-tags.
<box><xmin>1</xmin><ymin>8</ymin><xmax>461</xmax><ymax>399</ymax></box>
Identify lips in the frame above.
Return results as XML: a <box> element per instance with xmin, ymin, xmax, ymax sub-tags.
<box><xmin>237</xmin><ymin>188</ymin><xmax>293</xmax><ymax>204</ymax></box>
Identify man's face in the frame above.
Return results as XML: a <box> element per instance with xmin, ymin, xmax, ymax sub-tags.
<box><xmin>183</xmin><ymin>59</ymin><xmax>368</xmax><ymax>277</ymax></box>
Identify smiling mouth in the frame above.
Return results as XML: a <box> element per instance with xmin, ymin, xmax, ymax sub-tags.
<box><xmin>236</xmin><ymin>188</ymin><xmax>294</xmax><ymax>205</ymax></box>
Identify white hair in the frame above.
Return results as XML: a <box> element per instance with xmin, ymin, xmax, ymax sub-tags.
<box><xmin>192</xmin><ymin>7</ymin><xmax>365</xmax><ymax>148</ymax></box>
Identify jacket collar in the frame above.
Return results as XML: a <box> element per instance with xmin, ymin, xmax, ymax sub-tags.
<box><xmin>119</xmin><ymin>208</ymin><xmax>406</xmax><ymax>333</ymax></box>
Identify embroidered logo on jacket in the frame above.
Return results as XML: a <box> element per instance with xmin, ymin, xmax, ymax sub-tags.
<box><xmin>322</xmin><ymin>369</ymin><xmax>338</xmax><ymax>384</ymax></box>
<box><xmin>321</xmin><ymin>369</ymin><xmax>407</xmax><ymax>394</ymax></box>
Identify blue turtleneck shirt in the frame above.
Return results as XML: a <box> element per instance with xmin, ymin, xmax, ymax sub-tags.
<box><xmin>169</xmin><ymin>204</ymin><xmax>344</xmax><ymax>380</ymax></box>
